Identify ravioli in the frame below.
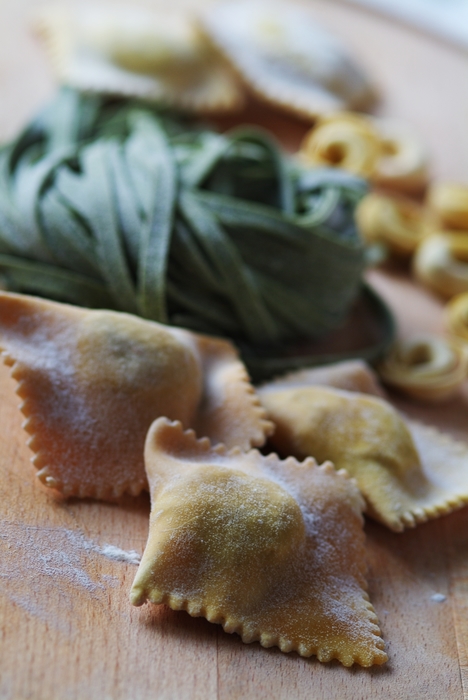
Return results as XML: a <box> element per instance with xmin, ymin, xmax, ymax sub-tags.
<box><xmin>199</xmin><ymin>0</ymin><xmax>376</xmax><ymax>119</ymax></box>
<box><xmin>259</xmin><ymin>383</ymin><xmax>468</xmax><ymax>531</ymax></box>
<box><xmin>130</xmin><ymin>418</ymin><xmax>387</xmax><ymax>667</ymax></box>
<box><xmin>0</xmin><ymin>292</ymin><xmax>272</xmax><ymax>499</ymax></box>
<box><xmin>262</xmin><ymin>359</ymin><xmax>386</xmax><ymax>397</ymax></box>
<box><xmin>36</xmin><ymin>3</ymin><xmax>244</xmax><ymax>113</ymax></box>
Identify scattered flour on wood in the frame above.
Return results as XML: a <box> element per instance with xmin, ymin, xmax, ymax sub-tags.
<box><xmin>430</xmin><ymin>593</ymin><xmax>447</xmax><ymax>603</ymax></box>
<box><xmin>0</xmin><ymin>520</ymin><xmax>141</xmax><ymax>631</ymax></box>
<box><xmin>87</xmin><ymin>542</ymin><xmax>141</xmax><ymax>565</ymax></box>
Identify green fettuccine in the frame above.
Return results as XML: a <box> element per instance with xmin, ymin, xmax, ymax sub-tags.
<box><xmin>0</xmin><ymin>88</ymin><xmax>394</xmax><ymax>379</ymax></box>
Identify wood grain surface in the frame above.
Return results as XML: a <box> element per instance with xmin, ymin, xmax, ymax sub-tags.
<box><xmin>0</xmin><ymin>1</ymin><xmax>468</xmax><ymax>699</ymax></box>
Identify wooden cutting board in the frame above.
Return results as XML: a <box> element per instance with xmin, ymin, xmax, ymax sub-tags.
<box><xmin>1</xmin><ymin>1</ymin><xmax>468</xmax><ymax>698</ymax></box>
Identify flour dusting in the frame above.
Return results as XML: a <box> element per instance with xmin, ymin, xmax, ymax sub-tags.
<box><xmin>89</xmin><ymin>543</ymin><xmax>141</xmax><ymax>565</ymax></box>
<box><xmin>64</xmin><ymin>530</ymin><xmax>141</xmax><ymax>564</ymax></box>
<box><xmin>0</xmin><ymin>520</ymin><xmax>141</xmax><ymax>631</ymax></box>
<box><xmin>430</xmin><ymin>593</ymin><xmax>447</xmax><ymax>603</ymax></box>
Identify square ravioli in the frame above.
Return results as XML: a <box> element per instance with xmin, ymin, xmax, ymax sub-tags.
<box><xmin>0</xmin><ymin>292</ymin><xmax>272</xmax><ymax>499</ymax></box>
<box><xmin>36</xmin><ymin>3</ymin><xmax>244</xmax><ymax>113</ymax></box>
<box><xmin>259</xmin><ymin>378</ymin><xmax>468</xmax><ymax>531</ymax></box>
<box><xmin>130</xmin><ymin>418</ymin><xmax>387</xmax><ymax>667</ymax></box>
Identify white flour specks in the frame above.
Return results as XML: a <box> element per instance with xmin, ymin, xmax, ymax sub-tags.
<box><xmin>65</xmin><ymin>530</ymin><xmax>141</xmax><ymax>564</ymax></box>
<box><xmin>430</xmin><ymin>593</ymin><xmax>447</xmax><ymax>603</ymax></box>
<box><xmin>94</xmin><ymin>544</ymin><xmax>141</xmax><ymax>565</ymax></box>
<box><xmin>0</xmin><ymin>520</ymin><xmax>141</xmax><ymax>631</ymax></box>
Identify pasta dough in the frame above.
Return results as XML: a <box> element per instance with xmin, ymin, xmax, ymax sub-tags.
<box><xmin>35</xmin><ymin>3</ymin><xmax>243</xmax><ymax>112</ymax></box>
<box><xmin>261</xmin><ymin>358</ymin><xmax>386</xmax><ymax>397</ymax></box>
<box><xmin>130</xmin><ymin>418</ymin><xmax>387</xmax><ymax>667</ymax></box>
<box><xmin>0</xmin><ymin>291</ymin><xmax>272</xmax><ymax>499</ymax></box>
<box><xmin>377</xmin><ymin>334</ymin><xmax>467</xmax><ymax>401</ymax></box>
<box><xmin>200</xmin><ymin>0</ymin><xmax>376</xmax><ymax>119</ymax></box>
<box><xmin>259</xmin><ymin>382</ymin><xmax>468</xmax><ymax>531</ymax></box>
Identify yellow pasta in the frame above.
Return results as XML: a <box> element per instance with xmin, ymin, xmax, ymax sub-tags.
<box><xmin>261</xmin><ymin>359</ymin><xmax>386</xmax><ymax>397</ymax></box>
<box><xmin>35</xmin><ymin>3</ymin><xmax>244</xmax><ymax>112</ymax></box>
<box><xmin>259</xmin><ymin>383</ymin><xmax>468</xmax><ymax>531</ymax></box>
<box><xmin>371</xmin><ymin>117</ymin><xmax>430</xmax><ymax>194</ymax></box>
<box><xmin>199</xmin><ymin>0</ymin><xmax>376</xmax><ymax>120</ymax></box>
<box><xmin>299</xmin><ymin>112</ymin><xmax>380</xmax><ymax>178</ymax></box>
<box><xmin>130</xmin><ymin>418</ymin><xmax>387</xmax><ymax>667</ymax></box>
<box><xmin>356</xmin><ymin>192</ymin><xmax>430</xmax><ymax>256</ymax></box>
<box><xmin>0</xmin><ymin>291</ymin><xmax>272</xmax><ymax>499</ymax></box>
<box><xmin>377</xmin><ymin>334</ymin><xmax>467</xmax><ymax>401</ymax></box>
<box><xmin>445</xmin><ymin>291</ymin><xmax>468</xmax><ymax>343</ymax></box>
<box><xmin>427</xmin><ymin>182</ymin><xmax>468</xmax><ymax>230</ymax></box>
<box><xmin>413</xmin><ymin>233</ymin><xmax>468</xmax><ymax>298</ymax></box>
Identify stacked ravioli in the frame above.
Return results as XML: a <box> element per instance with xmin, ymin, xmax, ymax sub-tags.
<box><xmin>1</xmin><ymin>291</ymin><xmax>468</xmax><ymax>667</ymax></box>
<box><xmin>35</xmin><ymin>0</ymin><xmax>376</xmax><ymax>118</ymax></box>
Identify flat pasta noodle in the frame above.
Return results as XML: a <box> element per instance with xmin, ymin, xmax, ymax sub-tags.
<box><xmin>130</xmin><ymin>418</ymin><xmax>387</xmax><ymax>667</ymax></box>
<box><xmin>258</xmin><ymin>383</ymin><xmax>468</xmax><ymax>532</ymax></box>
<box><xmin>0</xmin><ymin>88</ymin><xmax>391</xmax><ymax>378</ymax></box>
<box><xmin>0</xmin><ymin>291</ymin><xmax>272</xmax><ymax>499</ymax></box>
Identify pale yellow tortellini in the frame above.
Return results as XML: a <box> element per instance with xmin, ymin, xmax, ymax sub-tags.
<box><xmin>299</xmin><ymin>113</ymin><xmax>429</xmax><ymax>191</ymax></box>
<box><xmin>370</xmin><ymin>117</ymin><xmax>430</xmax><ymax>194</ymax></box>
<box><xmin>130</xmin><ymin>417</ymin><xmax>387</xmax><ymax>667</ymax></box>
<box><xmin>413</xmin><ymin>232</ymin><xmax>468</xmax><ymax>298</ymax></box>
<box><xmin>445</xmin><ymin>291</ymin><xmax>468</xmax><ymax>343</ymax></box>
<box><xmin>299</xmin><ymin>112</ymin><xmax>380</xmax><ymax>178</ymax></box>
<box><xmin>356</xmin><ymin>192</ymin><xmax>430</xmax><ymax>256</ymax></box>
<box><xmin>427</xmin><ymin>182</ymin><xmax>468</xmax><ymax>231</ymax></box>
<box><xmin>377</xmin><ymin>334</ymin><xmax>468</xmax><ymax>401</ymax></box>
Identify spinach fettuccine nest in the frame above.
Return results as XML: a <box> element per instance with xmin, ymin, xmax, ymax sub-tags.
<box><xmin>0</xmin><ymin>89</ymin><xmax>394</xmax><ymax>379</ymax></box>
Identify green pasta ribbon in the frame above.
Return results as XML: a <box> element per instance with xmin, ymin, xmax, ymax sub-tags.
<box><xmin>0</xmin><ymin>89</ymin><xmax>394</xmax><ymax>380</ymax></box>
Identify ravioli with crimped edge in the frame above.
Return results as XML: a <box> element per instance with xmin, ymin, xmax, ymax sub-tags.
<box><xmin>131</xmin><ymin>417</ymin><xmax>387</xmax><ymax>667</ymax></box>
<box><xmin>0</xmin><ymin>291</ymin><xmax>272</xmax><ymax>499</ymax></box>
<box><xmin>259</xmin><ymin>380</ymin><xmax>468</xmax><ymax>531</ymax></box>
<box><xmin>35</xmin><ymin>3</ymin><xmax>244</xmax><ymax>113</ymax></box>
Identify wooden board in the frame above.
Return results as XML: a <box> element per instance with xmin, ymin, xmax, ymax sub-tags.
<box><xmin>1</xmin><ymin>2</ymin><xmax>468</xmax><ymax>698</ymax></box>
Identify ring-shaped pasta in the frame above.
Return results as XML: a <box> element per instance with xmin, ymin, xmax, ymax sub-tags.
<box><xmin>378</xmin><ymin>334</ymin><xmax>468</xmax><ymax>401</ymax></box>
<box><xmin>413</xmin><ymin>233</ymin><xmax>468</xmax><ymax>298</ymax></box>
<box><xmin>427</xmin><ymin>183</ymin><xmax>468</xmax><ymax>230</ymax></box>
<box><xmin>299</xmin><ymin>112</ymin><xmax>381</xmax><ymax>178</ymax></box>
<box><xmin>371</xmin><ymin>118</ymin><xmax>430</xmax><ymax>194</ymax></box>
<box><xmin>445</xmin><ymin>292</ymin><xmax>468</xmax><ymax>343</ymax></box>
<box><xmin>356</xmin><ymin>192</ymin><xmax>429</xmax><ymax>256</ymax></box>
